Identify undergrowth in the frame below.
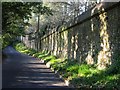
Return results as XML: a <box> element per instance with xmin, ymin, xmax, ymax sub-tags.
<box><xmin>14</xmin><ymin>42</ymin><xmax>120</xmax><ymax>89</ymax></box>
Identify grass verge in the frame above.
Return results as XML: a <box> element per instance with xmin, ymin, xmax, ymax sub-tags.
<box><xmin>14</xmin><ymin>42</ymin><xmax>120</xmax><ymax>89</ymax></box>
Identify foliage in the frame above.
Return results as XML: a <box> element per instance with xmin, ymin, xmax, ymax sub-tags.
<box><xmin>71</xmin><ymin>72</ymin><xmax>120</xmax><ymax>89</ymax></box>
<box><xmin>2</xmin><ymin>2</ymin><xmax>52</xmax><ymax>49</ymax></box>
<box><xmin>41</xmin><ymin>55</ymin><xmax>57</xmax><ymax>63</ymax></box>
<box><xmin>13</xmin><ymin>41</ymin><xmax>37</xmax><ymax>55</ymax></box>
<box><xmin>38</xmin><ymin>54</ymin><xmax>120</xmax><ymax>88</ymax></box>
<box><xmin>14</xmin><ymin>42</ymin><xmax>120</xmax><ymax>89</ymax></box>
<box><xmin>38</xmin><ymin>2</ymin><xmax>97</xmax><ymax>37</ymax></box>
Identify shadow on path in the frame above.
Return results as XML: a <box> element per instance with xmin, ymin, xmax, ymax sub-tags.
<box><xmin>2</xmin><ymin>46</ymin><xmax>68</xmax><ymax>88</ymax></box>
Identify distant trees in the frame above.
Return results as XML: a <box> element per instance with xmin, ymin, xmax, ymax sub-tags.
<box><xmin>21</xmin><ymin>1</ymin><xmax>98</xmax><ymax>51</ymax></box>
<box><xmin>2</xmin><ymin>2</ymin><xmax>52</xmax><ymax>48</ymax></box>
<box><xmin>2</xmin><ymin>1</ymin><xmax>98</xmax><ymax>49</ymax></box>
<box><xmin>36</xmin><ymin>1</ymin><xmax>98</xmax><ymax>36</ymax></box>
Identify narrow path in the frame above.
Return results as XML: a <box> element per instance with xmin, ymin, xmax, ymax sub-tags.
<box><xmin>2</xmin><ymin>46</ymin><xmax>68</xmax><ymax>88</ymax></box>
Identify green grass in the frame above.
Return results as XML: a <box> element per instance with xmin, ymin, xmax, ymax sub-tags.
<box><xmin>71</xmin><ymin>72</ymin><xmax>120</xmax><ymax>88</ymax></box>
<box><xmin>14</xmin><ymin>42</ymin><xmax>120</xmax><ymax>89</ymax></box>
<box><xmin>43</xmin><ymin>56</ymin><xmax>120</xmax><ymax>89</ymax></box>
<box><xmin>70</xmin><ymin>65</ymin><xmax>120</xmax><ymax>88</ymax></box>
<box><xmin>13</xmin><ymin>42</ymin><xmax>37</xmax><ymax>55</ymax></box>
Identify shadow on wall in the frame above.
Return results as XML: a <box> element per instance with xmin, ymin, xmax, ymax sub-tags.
<box><xmin>65</xmin><ymin>2</ymin><xmax>112</xmax><ymax>70</ymax></box>
<box><xmin>24</xmin><ymin>2</ymin><xmax>120</xmax><ymax>70</ymax></box>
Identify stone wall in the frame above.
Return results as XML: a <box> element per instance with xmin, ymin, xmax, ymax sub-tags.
<box><xmin>23</xmin><ymin>2</ymin><xmax>120</xmax><ymax>69</ymax></box>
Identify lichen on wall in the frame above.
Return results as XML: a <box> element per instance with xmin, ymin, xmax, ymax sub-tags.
<box><xmin>97</xmin><ymin>4</ymin><xmax>111</xmax><ymax>70</ymax></box>
<box><xmin>85</xmin><ymin>43</ymin><xmax>94</xmax><ymax>65</ymax></box>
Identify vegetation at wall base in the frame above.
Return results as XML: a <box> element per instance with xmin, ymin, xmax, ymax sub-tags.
<box><xmin>14</xmin><ymin>42</ymin><xmax>120</xmax><ymax>89</ymax></box>
<box><xmin>13</xmin><ymin>41</ymin><xmax>37</xmax><ymax>55</ymax></box>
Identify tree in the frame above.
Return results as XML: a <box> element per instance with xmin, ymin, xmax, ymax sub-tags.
<box><xmin>38</xmin><ymin>1</ymin><xmax>96</xmax><ymax>34</ymax></box>
<box><xmin>2</xmin><ymin>2</ymin><xmax>52</xmax><ymax>48</ymax></box>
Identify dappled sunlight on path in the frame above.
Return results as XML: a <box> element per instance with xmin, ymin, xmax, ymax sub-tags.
<box><xmin>2</xmin><ymin>46</ymin><xmax>68</xmax><ymax>88</ymax></box>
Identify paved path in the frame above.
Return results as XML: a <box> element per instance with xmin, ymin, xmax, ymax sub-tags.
<box><xmin>2</xmin><ymin>46</ymin><xmax>68</xmax><ymax>88</ymax></box>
